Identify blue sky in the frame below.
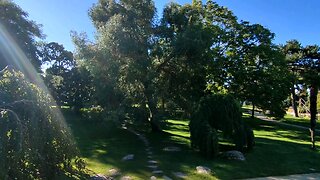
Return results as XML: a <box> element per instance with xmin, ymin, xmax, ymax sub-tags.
<box><xmin>13</xmin><ymin>0</ymin><xmax>320</xmax><ymax>51</ymax></box>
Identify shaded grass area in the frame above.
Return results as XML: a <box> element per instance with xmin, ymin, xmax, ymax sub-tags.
<box><xmin>65</xmin><ymin>112</ymin><xmax>151</xmax><ymax>179</ymax></box>
<box><xmin>65</xmin><ymin>111</ymin><xmax>320</xmax><ymax>179</ymax></box>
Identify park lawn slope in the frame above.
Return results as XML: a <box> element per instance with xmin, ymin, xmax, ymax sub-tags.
<box><xmin>66</xmin><ymin>111</ymin><xmax>320</xmax><ymax>179</ymax></box>
<box><xmin>143</xmin><ymin>116</ymin><xmax>320</xmax><ymax>179</ymax></box>
<box><xmin>65</xmin><ymin>112</ymin><xmax>152</xmax><ymax>179</ymax></box>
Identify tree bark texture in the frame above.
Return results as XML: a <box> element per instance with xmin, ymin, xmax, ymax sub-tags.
<box><xmin>291</xmin><ymin>85</ymin><xmax>299</xmax><ymax>117</ymax></box>
<box><xmin>309</xmin><ymin>85</ymin><xmax>318</xmax><ymax>149</ymax></box>
<box><xmin>251</xmin><ymin>103</ymin><xmax>255</xmax><ymax>118</ymax></box>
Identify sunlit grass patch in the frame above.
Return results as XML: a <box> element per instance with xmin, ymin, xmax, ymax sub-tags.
<box><xmin>280</xmin><ymin>114</ymin><xmax>311</xmax><ymax>128</ymax></box>
<box><xmin>66</xmin><ymin>110</ymin><xmax>320</xmax><ymax>179</ymax></box>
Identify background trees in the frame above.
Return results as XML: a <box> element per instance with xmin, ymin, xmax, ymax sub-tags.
<box><xmin>156</xmin><ymin>1</ymin><xmax>291</xmax><ymax>119</ymax></box>
<box><xmin>0</xmin><ymin>0</ymin><xmax>43</xmax><ymax>72</ymax></box>
<box><xmin>73</xmin><ymin>0</ymin><xmax>293</xmax><ymax>131</ymax></box>
<box><xmin>39</xmin><ymin>42</ymin><xmax>93</xmax><ymax>110</ymax></box>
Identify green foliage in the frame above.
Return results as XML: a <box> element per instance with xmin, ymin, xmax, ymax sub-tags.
<box><xmin>156</xmin><ymin>1</ymin><xmax>291</xmax><ymax>119</ymax></box>
<box><xmin>209</xmin><ymin>22</ymin><xmax>292</xmax><ymax>118</ymax></box>
<box><xmin>190</xmin><ymin>94</ymin><xmax>254</xmax><ymax>158</ymax></box>
<box><xmin>155</xmin><ymin>1</ymin><xmax>238</xmax><ymax>112</ymax></box>
<box><xmin>0</xmin><ymin>69</ymin><xmax>82</xmax><ymax>179</ymax></box>
<box><xmin>0</xmin><ymin>0</ymin><xmax>43</xmax><ymax>72</ymax></box>
<box><xmin>39</xmin><ymin>42</ymin><xmax>93</xmax><ymax>109</ymax></box>
<box><xmin>80</xmin><ymin>106</ymin><xmax>104</xmax><ymax>122</ymax></box>
<box><xmin>75</xmin><ymin>0</ymin><xmax>162</xmax><ymax>131</ymax></box>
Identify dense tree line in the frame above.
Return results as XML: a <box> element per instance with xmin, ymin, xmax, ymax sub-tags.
<box><xmin>73</xmin><ymin>0</ymin><xmax>292</xmax><ymax>129</ymax></box>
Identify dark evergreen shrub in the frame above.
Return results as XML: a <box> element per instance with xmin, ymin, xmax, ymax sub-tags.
<box><xmin>189</xmin><ymin>94</ymin><xmax>254</xmax><ymax>158</ymax></box>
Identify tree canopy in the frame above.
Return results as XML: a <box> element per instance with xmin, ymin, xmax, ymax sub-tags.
<box><xmin>0</xmin><ymin>0</ymin><xmax>43</xmax><ymax>72</ymax></box>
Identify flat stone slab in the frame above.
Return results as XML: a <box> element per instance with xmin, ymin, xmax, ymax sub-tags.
<box><xmin>108</xmin><ymin>168</ymin><xmax>121</xmax><ymax>177</ymax></box>
<box><xmin>90</xmin><ymin>174</ymin><xmax>112</xmax><ymax>180</ymax></box>
<box><xmin>173</xmin><ymin>172</ymin><xmax>187</xmax><ymax>178</ymax></box>
<box><xmin>122</xmin><ymin>154</ymin><xmax>134</xmax><ymax>161</ymax></box>
<box><xmin>120</xmin><ymin>176</ymin><xmax>132</xmax><ymax>180</ymax></box>
<box><xmin>147</xmin><ymin>165</ymin><xmax>158</xmax><ymax>169</ymax></box>
<box><xmin>221</xmin><ymin>150</ymin><xmax>245</xmax><ymax>161</ymax></box>
<box><xmin>196</xmin><ymin>166</ymin><xmax>211</xmax><ymax>174</ymax></box>
<box><xmin>163</xmin><ymin>146</ymin><xmax>181</xmax><ymax>152</ymax></box>
<box><xmin>108</xmin><ymin>168</ymin><xmax>121</xmax><ymax>176</ymax></box>
<box><xmin>152</xmin><ymin>170</ymin><xmax>164</xmax><ymax>174</ymax></box>
<box><xmin>148</xmin><ymin>160</ymin><xmax>158</xmax><ymax>164</ymax></box>
<box><xmin>163</xmin><ymin>175</ymin><xmax>173</xmax><ymax>180</ymax></box>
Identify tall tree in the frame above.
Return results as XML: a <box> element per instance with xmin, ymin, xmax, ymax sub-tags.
<box><xmin>284</xmin><ymin>41</ymin><xmax>320</xmax><ymax>149</ymax></box>
<box><xmin>300</xmin><ymin>45</ymin><xmax>320</xmax><ymax>149</ymax></box>
<box><xmin>155</xmin><ymin>0</ymin><xmax>239</xmax><ymax>113</ymax></box>
<box><xmin>208</xmin><ymin>20</ymin><xmax>292</xmax><ymax>118</ymax></box>
<box><xmin>0</xmin><ymin>0</ymin><xmax>43</xmax><ymax>72</ymax></box>
<box><xmin>283</xmin><ymin>40</ymin><xmax>303</xmax><ymax>117</ymax></box>
<box><xmin>75</xmin><ymin>0</ymin><xmax>161</xmax><ymax>131</ymax></box>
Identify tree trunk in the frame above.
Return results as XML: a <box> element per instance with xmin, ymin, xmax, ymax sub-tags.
<box><xmin>251</xmin><ymin>103</ymin><xmax>255</xmax><ymax>118</ymax></box>
<box><xmin>309</xmin><ymin>85</ymin><xmax>318</xmax><ymax>149</ymax></box>
<box><xmin>144</xmin><ymin>89</ymin><xmax>162</xmax><ymax>133</ymax></box>
<box><xmin>146</xmin><ymin>100</ymin><xmax>162</xmax><ymax>132</ymax></box>
<box><xmin>291</xmin><ymin>85</ymin><xmax>299</xmax><ymax>117</ymax></box>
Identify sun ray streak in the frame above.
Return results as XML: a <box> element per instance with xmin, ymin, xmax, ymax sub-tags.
<box><xmin>0</xmin><ymin>21</ymin><xmax>73</xmax><ymax>138</ymax></box>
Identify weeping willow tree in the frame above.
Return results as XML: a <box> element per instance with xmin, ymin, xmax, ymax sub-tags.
<box><xmin>189</xmin><ymin>94</ymin><xmax>254</xmax><ymax>158</ymax></box>
<box><xmin>0</xmin><ymin>68</ymin><xmax>84</xmax><ymax>179</ymax></box>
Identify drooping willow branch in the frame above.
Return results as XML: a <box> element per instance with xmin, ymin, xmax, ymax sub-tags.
<box><xmin>0</xmin><ymin>100</ymin><xmax>35</xmax><ymax>109</ymax></box>
<box><xmin>0</xmin><ymin>108</ymin><xmax>25</xmax><ymax>152</ymax></box>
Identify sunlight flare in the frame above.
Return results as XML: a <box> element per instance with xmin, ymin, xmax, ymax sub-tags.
<box><xmin>0</xmin><ymin>21</ymin><xmax>72</xmax><ymax>136</ymax></box>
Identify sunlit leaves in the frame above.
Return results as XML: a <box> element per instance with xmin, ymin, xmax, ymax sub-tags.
<box><xmin>0</xmin><ymin>69</ymin><xmax>78</xmax><ymax>179</ymax></box>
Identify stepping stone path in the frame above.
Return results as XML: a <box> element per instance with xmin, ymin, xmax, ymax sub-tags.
<box><xmin>122</xmin><ymin>125</ymin><xmax>172</xmax><ymax>179</ymax></box>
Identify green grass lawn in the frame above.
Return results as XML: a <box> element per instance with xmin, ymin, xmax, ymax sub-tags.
<box><xmin>65</xmin><ymin>111</ymin><xmax>320</xmax><ymax>179</ymax></box>
<box><xmin>280</xmin><ymin>114</ymin><xmax>311</xmax><ymax>128</ymax></box>
<box><xmin>65</xmin><ymin>112</ymin><xmax>153</xmax><ymax>179</ymax></box>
